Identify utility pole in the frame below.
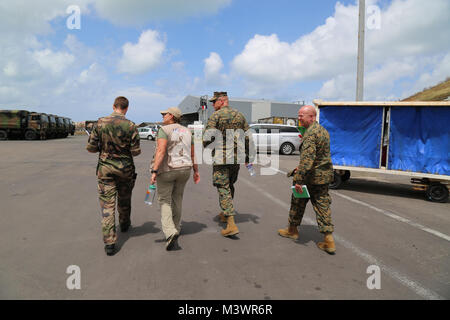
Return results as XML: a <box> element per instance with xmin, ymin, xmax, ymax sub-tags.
<box><xmin>356</xmin><ymin>0</ymin><xmax>365</xmax><ymax>101</ymax></box>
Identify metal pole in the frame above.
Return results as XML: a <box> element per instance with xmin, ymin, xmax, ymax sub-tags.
<box><xmin>356</xmin><ymin>0</ymin><xmax>365</xmax><ymax>101</ymax></box>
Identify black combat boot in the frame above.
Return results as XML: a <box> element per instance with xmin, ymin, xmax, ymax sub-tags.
<box><xmin>105</xmin><ymin>244</ymin><xmax>116</xmax><ymax>256</ymax></box>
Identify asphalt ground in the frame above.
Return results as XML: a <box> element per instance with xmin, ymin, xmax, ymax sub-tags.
<box><xmin>0</xmin><ymin>136</ymin><xmax>449</xmax><ymax>300</ymax></box>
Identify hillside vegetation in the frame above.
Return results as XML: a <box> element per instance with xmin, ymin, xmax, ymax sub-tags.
<box><xmin>403</xmin><ymin>78</ymin><xmax>450</xmax><ymax>101</ymax></box>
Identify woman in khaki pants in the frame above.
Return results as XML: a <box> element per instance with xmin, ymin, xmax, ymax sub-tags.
<box><xmin>150</xmin><ymin>107</ymin><xmax>200</xmax><ymax>250</ymax></box>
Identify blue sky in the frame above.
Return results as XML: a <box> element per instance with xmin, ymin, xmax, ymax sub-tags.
<box><xmin>0</xmin><ymin>0</ymin><xmax>449</xmax><ymax>123</ymax></box>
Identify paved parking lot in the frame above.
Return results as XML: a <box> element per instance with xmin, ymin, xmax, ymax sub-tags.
<box><xmin>0</xmin><ymin>136</ymin><xmax>449</xmax><ymax>299</ymax></box>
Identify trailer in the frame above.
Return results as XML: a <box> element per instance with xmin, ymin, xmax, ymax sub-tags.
<box><xmin>313</xmin><ymin>100</ymin><xmax>450</xmax><ymax>203</ymax></box>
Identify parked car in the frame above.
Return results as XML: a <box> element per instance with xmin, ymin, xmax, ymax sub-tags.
<box><xmin>138</xmin><ymin>127</ymin><xmax>156</xmax><ymax>140</ymax></box>
<box><xmin>249</xmin><ymin>123</ymin><xmax>302</xmax><ymax>155</ymax></box>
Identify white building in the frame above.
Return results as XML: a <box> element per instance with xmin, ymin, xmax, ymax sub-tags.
<box><xmin>177</xmin><ymin>95</ymin><xmax>303</xmax><ymax>126</ymax></box>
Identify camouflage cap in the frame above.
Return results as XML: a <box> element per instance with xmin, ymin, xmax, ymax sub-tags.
<box><xmin>160</xmin><ymin>107</ymin><xmax>182</xmax><ymax>119</ymax></box>
<box><xmin>209</xmin><ymin>91</ymin><xmax>228</xmax><ymax>102</ymax></box>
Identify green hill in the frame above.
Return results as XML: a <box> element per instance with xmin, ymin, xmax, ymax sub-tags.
<box><xmin>403</xmin><ymin>78</ymin><xmax>450</xmax><ymax>101</ymax></box>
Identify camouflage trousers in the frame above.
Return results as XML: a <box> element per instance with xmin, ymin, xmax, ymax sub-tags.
<box><xmin>289</xmin><ymin>184</ymin><xmax>334</xmax><ymax>234</ymax></box>
<box><xmin>212</xmin><ymin>164</ymin><xmax>240</xmax><ymax>216</ymax></box>
<box><xmin>98</xmin><ymin>174</ymin><xmax>136</xmax><ymax>245</ymax></box>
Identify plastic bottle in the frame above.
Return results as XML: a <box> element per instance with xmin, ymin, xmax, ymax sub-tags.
<box><xmin>246</xmin><ymin>163</ymin><xmax>256</xmax><ymax>176</ymax></box>
<box><xmin>145</xmin><ymin>184</ymin><xmax>157</xmax><ymax>205</ymax></box>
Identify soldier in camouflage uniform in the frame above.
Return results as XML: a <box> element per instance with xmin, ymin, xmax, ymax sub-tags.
<box><xmin>86</xmin><ymin>96</ymin><xmax>141</xmax><ymax>256</ymax></box>
<box><xmin>278</xmin><ymin>105</ymin><xmax>336</xmax><ymax>254</ymax></box>
<box><xmin>204</xmin><ymin>92</ymin><xmax>254</xmax><ymax>237</ymax></box>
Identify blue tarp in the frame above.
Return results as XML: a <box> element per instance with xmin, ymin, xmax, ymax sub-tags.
<box><xmin>388</xmin><ymin>107</ymin><xmax>450</xmax><ymax>175</ymax></box>
<box><xmin>319</xmin><ymin>106</ymin><xmax>383</xmax><ymax>168</ymax></box>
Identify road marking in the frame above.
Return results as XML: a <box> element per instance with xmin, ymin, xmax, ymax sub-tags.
<box><xmin>331</xmin><ymin>191</ymin><xmax>450</xmax><ymax>242</ymax></box>
<box><xmin>265</xmin><ymin>166</ymin><xmax>450</xmax><ymax>242</ymax></box>
<box><xmin>240</xmin><ymin>177</ymin><xmax>445</xmax><ymax>300</ymax></box>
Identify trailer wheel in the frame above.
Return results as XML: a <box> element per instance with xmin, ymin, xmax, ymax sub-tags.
<box><xmin>341</xmin><ymin>170</ymin><xmax>351</xmax><ymax>182</ymax></box>
<box><xmin>426</xmin><ymin>183</ymin><xmax>449</xmax><ymax>203</ymax></box>
<box><xmin>25</xmin><ymin>130</ymin><xmax>37</xmax><ymax>140</ymax></box>
<box><xmin>329</xmin><ymin>171</ymin><xmax>342</xmax><ymax>189</ymax></box>
<box><xmin>0</xmin><ymin>130</ymin><xmax>7</xmax><ymax>140</ymax></box>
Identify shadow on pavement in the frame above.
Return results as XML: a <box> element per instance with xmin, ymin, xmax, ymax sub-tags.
<box><xmin>234</xmin><ymin>212</ymin><xmax>261</xmax><ymax>224</ymax></box>
<box><xmin>211</xmin><ymin>212</ymin><xmax>260</xmax><ymax>225</ymax></box>
<box><xmin>116</xmin><ymin>221</ymin><xmax>160</xmax><ymax>253</ymax></box>
<box><xmin>180</xmin><ymin>220</ymin><xmax>208</xmax><ymax>236</ymax></box>
<box><xmin>293</xmin><ymin>224</ymin><xmax>323</xmax><ymax>246</ymax></box>
<box><xmin>337</xmin><ymin>178</ymin><xmax>429</xmax><ymax>201</ymax></box>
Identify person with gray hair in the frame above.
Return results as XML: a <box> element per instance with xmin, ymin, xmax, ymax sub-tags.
<box><xmin>150</xmin><ymin>107</ymin><xmax>200</xmax><ymax>250</ymax></box>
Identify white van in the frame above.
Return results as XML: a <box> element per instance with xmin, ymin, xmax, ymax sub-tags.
<box><xmin>249</xmin><ymin>124</ymin><xmax>301</xmax><ymax>155</ymax></box>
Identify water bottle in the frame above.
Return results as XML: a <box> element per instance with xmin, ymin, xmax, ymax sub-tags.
<box><xmin>145</xmin><ymin>184</ymin><xmax>157</xmax><ymax>205</ymax></box>
<box><xmin>246</xmin><ymin>163</ymin><xmax>256</xmax><ymax>176</ymax></box>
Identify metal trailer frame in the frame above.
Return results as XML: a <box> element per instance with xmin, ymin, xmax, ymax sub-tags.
<box><xmin>313</xmin><ymin>100</ymin><xmax>450</xmax><ymax>203</ymax></box>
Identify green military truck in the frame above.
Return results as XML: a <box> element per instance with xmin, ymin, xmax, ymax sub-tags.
<box><xmin>49</xmin><ymin>114</ymin><xmax>65</xmax><ymax>138</ymax></box>
<box><xmin>65</xmin><ymin>118</ymin><xmax>75</xmax><ymax>136</ymax></box>
<box><xmin>61</xmin><ymin>117</ymin><xmax>70</xmax><ymax>138</ymax></box>
<box><xmin>0</xmin><ymin>110</ymin><xmax>50</xmax><ymax>140</ymax></box>
<box><xmin>47</xmin><ymin>114</ymin><xmax>57</xmax><ymax>139</ymax></box>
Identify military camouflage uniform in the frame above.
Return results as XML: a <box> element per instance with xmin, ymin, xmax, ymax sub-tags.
<box><xmin>86</xmin><ymin>112</ymin><xmax>141</xmax><ymax>245</ymax></box>
<box><xmin>204</xmin><ymin>106</ymin><xmax>253</xmax><ymax>217</ymax></box>
<box><xmin>289</xmin><ymin>121</ymin><xmax>334</xmax><ymax>233</ymax></box>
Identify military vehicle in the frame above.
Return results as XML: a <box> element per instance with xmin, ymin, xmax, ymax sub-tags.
<box><xmin>67</xmin><ymin>118</ymin><xmax>75</xmax><ymax>135</ymax></box>
<box><xmin>47</xmin><ymin>114</ymin><xmax>57</xmax><ymax>139</ymax></box>
<box><xmin>49</xmin><ymin>114</ymin><xmax>66</xmax><ymax>138</ymax></box>
<box><xmin>29</xmin><ymin>112</ymin><xmax>50</xmax><ymax>140</ymax></box>
<box><xmin>61</xmin><ymin>118</ymin><xmax>70</xmax><ymax>138</ymax></box>
<box><xmin>0</xmin><ymin>110</ymin><xmax>49</xmax><ymax>140</ymax></box>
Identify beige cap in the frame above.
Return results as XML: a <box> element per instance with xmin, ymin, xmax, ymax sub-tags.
<box><xmin>160</xmin><ymin>107</ymin><xmax>182</xmax><ymax>119</ymax></box>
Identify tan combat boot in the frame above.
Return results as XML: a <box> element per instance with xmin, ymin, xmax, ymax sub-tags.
<box><xmin>218</xmin><ymin>212</ymin><xmax>227</xmax><ymax>223</ymax></box>
<box><xmin>317</xmin><ymin>232</ymin><xmax>336</xmax><ymax>254</ymax></box>
<box><xmin>278</xmin><ymin>224</ymin><xmax>299</xmax><ymax>240</ymax></box>
<box><xmin>221</xmin><ymin>216</ymin><xmax>239</xmax><ymax>237</ymax></box>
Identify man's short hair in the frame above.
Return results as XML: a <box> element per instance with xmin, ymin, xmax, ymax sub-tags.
<box><xmin>114</xmin><ymin>96</ymin><xmax>129</xmax><ymax>110</ymax></box>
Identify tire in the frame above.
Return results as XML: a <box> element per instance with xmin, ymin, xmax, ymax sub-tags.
<box><xmin>0</xmin><ymin>130</ymin><xmax>7</xmax><ymax>140</ymax></box>
<box><xmin>25</xmin><ymin>130</ymin><xmax>37</xmax><ymax>140</ymax></box>
<box><xmin>426</xmin><ymin>183</ymin><xmax>449</xmax><ymax>203</ymax></box>
<box><xmin>280</xmin><ymin>142</ymin><xmax>294</xmax><ymax>155</ymax></box>
<box><xmin>329</xmin><ymin>171</ymin><xmax>342</xmax><ymax>189</ymax></box>
<box><xmin>341</xmin><ymin>170</ymin><xmax>351</xmax><ymax>182</ymax></box>
<box><xmin>147</xmin><ymin>135</ymin><xmax>152</xmax><ymax>140</ymax></box>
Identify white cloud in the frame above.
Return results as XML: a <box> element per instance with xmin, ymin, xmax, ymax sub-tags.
<box><xmin>94</xmin><ymin>0</ymin><xmax>231</xmax><ymax>26</ymax></box>
<box><xmin>231</xmin><ymin>0</ymin><xmax>450</xmax><ymax>99</ymax></box>
<box><xmin>32</xmin><ymin>49</ymin><xmax>75</xmax><ymax>75</ymax></box>
<box><xmin>231</xmin><ymin>2</ymin><xmax>359</xmax><ymax>85</ymax></box>
<box><xmin>204</xmin><ymin>52</ymin><xmax>228</xmax><ymax>85</ymax></box>
<box><xmin>118</xmin><ymin>30</ymin><xmax>166</xmax><ymax>75</ymax></box>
